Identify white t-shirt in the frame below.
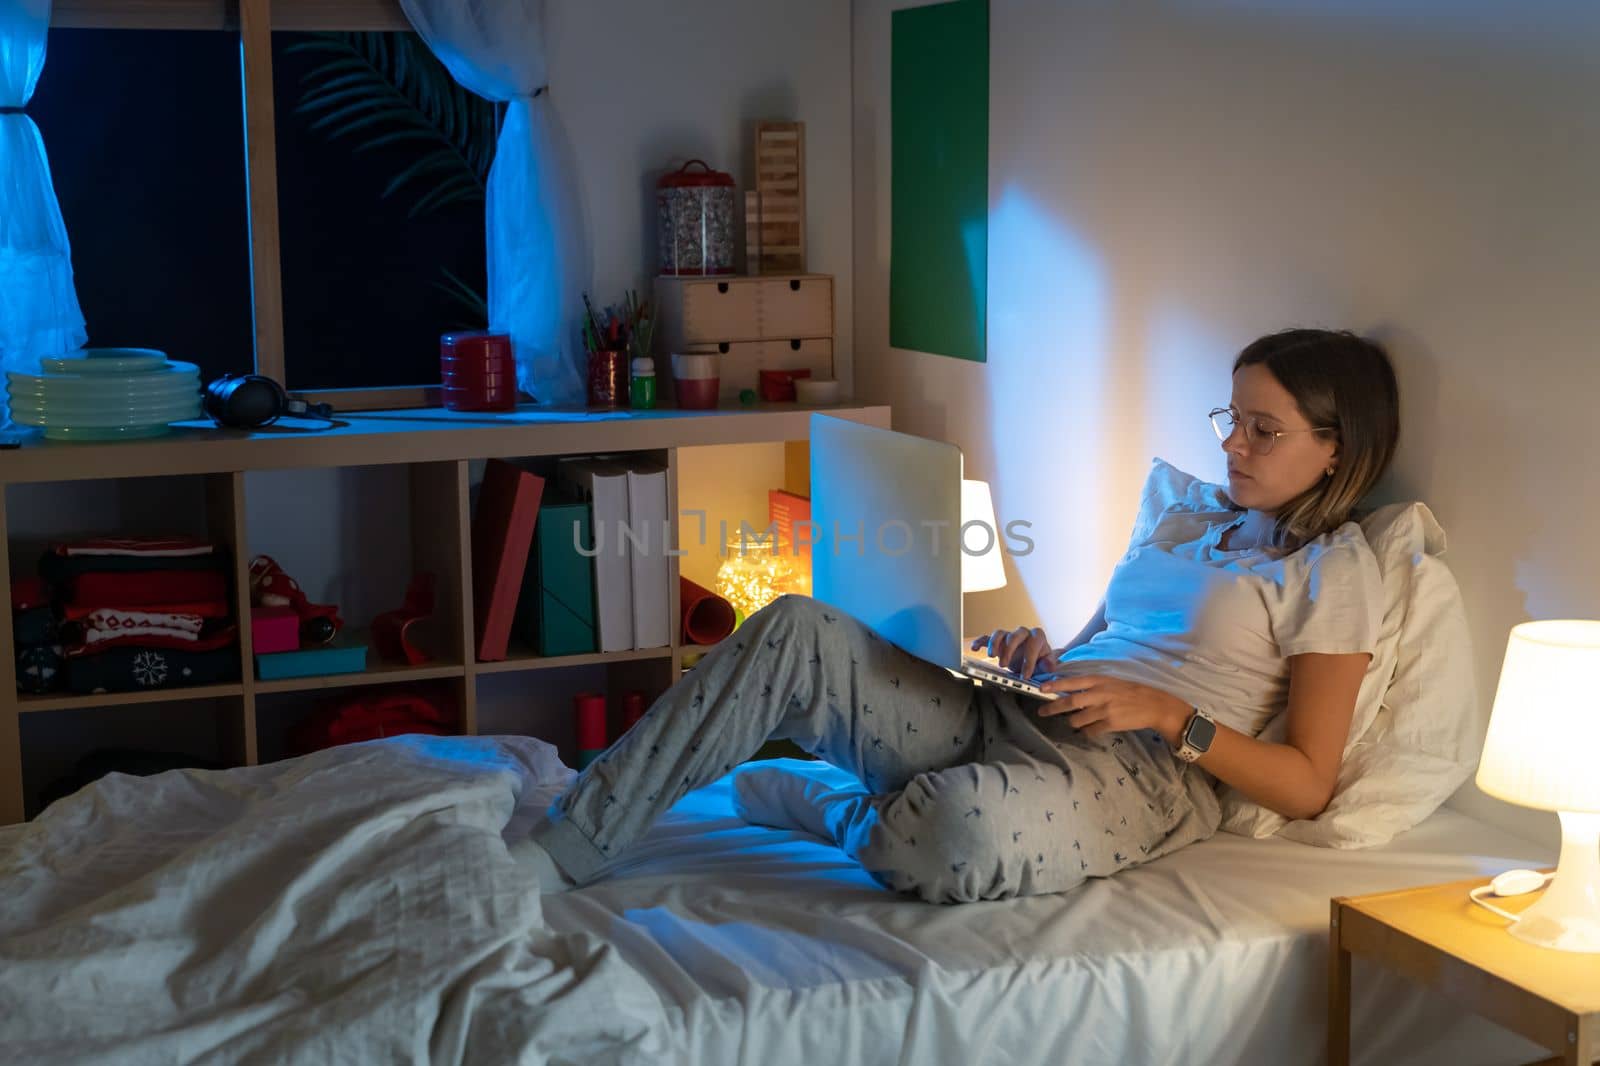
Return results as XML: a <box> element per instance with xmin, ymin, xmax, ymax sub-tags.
<box><xmin>1054</xmin><ymin>459</ymin><xmax>1384</xmax><ymax>739</ymax></box>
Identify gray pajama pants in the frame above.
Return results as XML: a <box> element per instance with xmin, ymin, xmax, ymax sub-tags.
<box><xmin>531</xmin><ymin>594</ymin><xmax>1222</xmax><ymax>904</ymax></box>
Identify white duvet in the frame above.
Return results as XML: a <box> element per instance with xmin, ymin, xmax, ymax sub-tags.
<box><xmin>0</xmin><ymin>735</ymin><xmax>1555</xmax><ymax>1065</ymax></box>
<box><xmin>0</xmin><ymin>734</ymin><xmax>666</xmax><ymax>1064</ymax></box>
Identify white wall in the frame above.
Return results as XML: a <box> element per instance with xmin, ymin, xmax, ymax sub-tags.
<box><xmin>548</xmin><ymin>0</ymin><xmax>854</xmax><ymax>385</ymax></box>
<box><xmin>854</xmin><ymin>0</ymin><xmax>1600</xmax><ymax>846</ymax></box>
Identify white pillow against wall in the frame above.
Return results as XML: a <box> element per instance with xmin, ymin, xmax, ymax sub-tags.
<box><xmin>1216</xmin><ymin>502</ymin><xmax>1481</xmax><ymax>848</ymax></box>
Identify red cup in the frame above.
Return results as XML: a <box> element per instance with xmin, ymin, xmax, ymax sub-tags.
<box><xmin>674</xmin><ymin>377</ymin><xmax>720</xmax><ymax>409</ymax></box>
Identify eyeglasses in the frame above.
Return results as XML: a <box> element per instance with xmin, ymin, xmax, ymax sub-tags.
<box><xmin>1209</xmin><ymin>406</ymin><xmax>1336</xmax><ymax>456</ymax></box>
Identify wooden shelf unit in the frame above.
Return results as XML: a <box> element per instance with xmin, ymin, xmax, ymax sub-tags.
<box><xmin>1</xmin><ymin>402</ymin><xmax>889</xmax><ymax>824</ymax></box>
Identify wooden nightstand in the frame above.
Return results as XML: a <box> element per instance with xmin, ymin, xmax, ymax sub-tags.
<box><xmin>1331</xmin><ymin>873</ymin><xmax>1600</xmax><ymax>1065</ymax></box>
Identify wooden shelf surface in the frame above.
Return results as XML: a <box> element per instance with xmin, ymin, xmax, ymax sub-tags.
<box><xmin>253</xmin><ymin>661</ymin><xmax>465</xmax><ymax>695</ymax></box>
<box><xmin>0</xmin><ymin>403</ymin><xmax>888</xmax><ymax>485</ymax></box>
<box><xmin>475</xmin><ymin>646</ymin><xmax>674</xmax><ymax>675</ymax></box>
<box><xmin>18</xmin><ymin>683</ymin><xmax>244</xmax><ymax>712</ymax></box>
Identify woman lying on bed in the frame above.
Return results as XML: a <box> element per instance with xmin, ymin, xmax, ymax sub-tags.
<box><xmin>518</xmin><ymin>328</ymin><xmax>1402</xmax><ymax>904</ymax></box>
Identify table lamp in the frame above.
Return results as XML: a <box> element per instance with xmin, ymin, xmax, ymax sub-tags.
<box><xmin>961</xmin><ymin>479</ymin><xmax>1007</xmax><ymax>593</ymax></box>
<box><xmin>1474</xmin><ymin>620</ymin><xmax>1600</xmax><ymax>953</ymax></box>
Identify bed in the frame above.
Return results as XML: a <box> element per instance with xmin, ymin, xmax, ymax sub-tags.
<box><xmin>0</xmin><ymin>734</ymin><xmax>1554</xmax><ymax>1064</ymax></box>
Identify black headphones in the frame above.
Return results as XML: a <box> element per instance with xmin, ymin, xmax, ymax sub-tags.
<box><xmin>204</xmin><ymin>374</ymin><xmax>338</xmax><ymax>429</ymax></box>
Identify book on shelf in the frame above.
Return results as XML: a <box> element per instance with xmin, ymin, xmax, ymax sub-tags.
<box><xmin>624</xmin><ymin>461</ymin><xmax>671</xmax><ymax>649</ymax></box>
<box><xmin>556</xmin><ymin>457</ymin><xmax>634</xmax><ymax>654</ymax></box>
<box><xmin>516</xmin><ymin>487</ymin><xmax>597</xmax><ymax>656</ymax></box>
<box><xmin>768</xmin><ymin>488</ymin><xmax>812</xmax><ymax>561</ymax></box>
<box><xmin>470</xmin><ymin>459</ymin><xmax>546</xmax><ymax>662</ymax></box>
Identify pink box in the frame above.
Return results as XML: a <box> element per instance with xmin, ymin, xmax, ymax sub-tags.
<box><xmin>251</xmin><ymin>606</ymin><xmax>300</xmax><ymax>654</ymax></box>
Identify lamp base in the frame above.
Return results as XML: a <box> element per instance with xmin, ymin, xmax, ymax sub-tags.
<box><xmin>1507</xmin><ymin>811</ymin><xmax>1600</xmax><ymax>953</ymax></box>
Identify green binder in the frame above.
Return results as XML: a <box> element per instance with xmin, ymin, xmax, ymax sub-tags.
<box><xmin>517</xmin><ymin>493</ymin><xmax>597</xmax><ymax>656</ymax></box>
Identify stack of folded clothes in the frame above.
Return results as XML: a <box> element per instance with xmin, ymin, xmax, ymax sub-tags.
<box><xmin>12</xmin><ymin>576</ymin><xmax>63</xmax><ymax>694</ymax></box>
<box><xmin>39</xmin><ymin>536</ymin><xmax>241</xmax><ymax>695</ymax></box>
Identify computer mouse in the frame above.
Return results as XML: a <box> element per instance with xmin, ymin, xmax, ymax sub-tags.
<box><xmin>1490</xmin><ymin>868</ymin><xmax>1548</xmax><ymax>897</ymax></box>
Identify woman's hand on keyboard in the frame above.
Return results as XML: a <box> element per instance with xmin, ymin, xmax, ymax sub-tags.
<box><xmin>971</xmin><ymin>626</ymin><xmax>1058</xmax><ymax>680</ymax></box>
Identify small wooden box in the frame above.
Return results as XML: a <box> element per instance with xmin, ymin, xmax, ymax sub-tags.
<box><xmin>655</xmin><ymin>273</ymin><xmax>836</xmax><ymax>406</ymax></box>
<box><xmin>657</xmin><ymin>275</ymin><xmax>834</xmax><ymax>347</ymax></box>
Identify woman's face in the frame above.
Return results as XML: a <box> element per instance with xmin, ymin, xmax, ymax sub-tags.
<box><xmin>1221</xmin><ymin>364</ymin><xmax>1339</xmax><ymax>513</ymax></box>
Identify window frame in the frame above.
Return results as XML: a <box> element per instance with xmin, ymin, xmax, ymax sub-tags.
<box><xmin>50</xmin><ymin>0</ymin><xmax>447</xmax><ymax>411</ymax></box>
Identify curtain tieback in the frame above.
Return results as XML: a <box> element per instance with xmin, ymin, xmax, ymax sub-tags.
<box><xmin>0</xmin><ymin>106</ymin><xmax>24</xmax><ymax>115</ymax></box>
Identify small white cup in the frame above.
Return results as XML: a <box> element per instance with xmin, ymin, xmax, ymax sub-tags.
<box><xmin>672</xmin><ymin>353</ymin><xmax>720</xmax><ymax>380</ymax></box>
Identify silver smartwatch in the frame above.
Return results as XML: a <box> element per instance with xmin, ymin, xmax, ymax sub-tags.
<box><xmin>1175</xmin><ymin>707</ymin><xmax>1217</xmax><ymax>763</ymax></box>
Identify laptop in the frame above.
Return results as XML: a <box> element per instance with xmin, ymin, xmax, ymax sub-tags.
<box><xmin>808</xmin><ymin>415</ymin><xmax>1060</xmax><ymax>701</ymax></box>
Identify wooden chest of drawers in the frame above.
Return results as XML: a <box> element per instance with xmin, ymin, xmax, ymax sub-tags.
<box><xmin>654</xmin><ymin>275</ymin><xmax>835</xmax><ymax>404</ymax></box>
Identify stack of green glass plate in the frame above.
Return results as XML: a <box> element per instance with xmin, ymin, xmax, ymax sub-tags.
<box><xmin>6</xmin><ymin>349</ymin><xmax>202</xmax><ymax>441</ymax></box>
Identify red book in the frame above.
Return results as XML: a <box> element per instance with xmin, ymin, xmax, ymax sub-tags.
<box><xmin>769</xmin><ymin>488</ymin><xmax>812</xmax><ymax>560</ymax></box>
<box><xmin>471</xmin><ymin>459</ymin><xmax>546</xmax><ymax>661</ymax></box>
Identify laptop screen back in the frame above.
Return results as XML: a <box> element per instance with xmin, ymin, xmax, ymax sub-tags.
<box><xmin>808</xmin><ymin>414</ymin><xmax>964</xmax><ymax>669</ymax></box>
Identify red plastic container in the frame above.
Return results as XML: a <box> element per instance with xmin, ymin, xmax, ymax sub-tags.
<box><xmin>440</xmin><ymin>331</ymin><xmax>516</xmax><ymax>411</ymax></box>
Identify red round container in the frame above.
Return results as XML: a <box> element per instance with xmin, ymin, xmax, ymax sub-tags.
<box><xmin>440</xmin><ymin>331</ymin><xmax>516</xmax><ymax>412</ymax></box>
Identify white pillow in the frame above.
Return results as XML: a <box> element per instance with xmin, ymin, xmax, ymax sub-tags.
<box><xmin>1216</xmin><ymin>502</ymin><xmax>1482</xmax><ymax>848</ymax></box>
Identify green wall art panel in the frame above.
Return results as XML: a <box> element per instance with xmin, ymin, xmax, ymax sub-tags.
<box><xmin>890</xmin><ymin>0</ymin><xmax>989</xmax><ymax>362</ymax></box>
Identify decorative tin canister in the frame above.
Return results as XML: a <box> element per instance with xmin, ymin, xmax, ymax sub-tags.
<box><xmin>656</xmin><ymin>160</ymin><xmax>736</xmax><ymax>276</ymax></box>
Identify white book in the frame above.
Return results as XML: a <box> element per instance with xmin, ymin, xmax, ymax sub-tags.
<box><xmin>558</xmin><ymin>457</ymin><xmax>634</xmax><ymax>652</ymax></box>
<box><xmin>623</xmin><ymin>462</ymin><xmax>671</xmax><ymax>649</ymax></box>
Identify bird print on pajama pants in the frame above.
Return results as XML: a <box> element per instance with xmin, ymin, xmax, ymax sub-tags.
<box><xmin>530</xmin><ymin>594</ymin><xmax>1223</xmax><ymax>904</ymax></box>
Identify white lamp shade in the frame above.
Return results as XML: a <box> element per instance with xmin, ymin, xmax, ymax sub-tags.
<box><xmin>1476</xmin><ymin>620</ymin><xmax>1600</xmax><ymax>814</ymax></box>
<box><xmin>961</xmin><ymin>479</ymin><xmax>1007</xmax><ymax>593</ymax></box>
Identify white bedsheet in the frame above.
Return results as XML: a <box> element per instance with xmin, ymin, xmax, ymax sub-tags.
<box><xmin>550</xmin><ymin>758</ymin><xmax>1557</xmax><ymax>1066</ymax></box>
<box><xmin>0</xmin><ymin>736</ymin><xmax>1556</xmax><ymax>1065</ymax></box>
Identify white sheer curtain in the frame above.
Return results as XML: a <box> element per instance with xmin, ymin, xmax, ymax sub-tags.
<box><xmin>398</xmin><ymin>0</ymin><xmax>586</xmax><ymax>407</ymax></box>
<box><xmin>0</xmin><ymin>0</ymin><xmax>86</xmax><ymax>424</ymax></box>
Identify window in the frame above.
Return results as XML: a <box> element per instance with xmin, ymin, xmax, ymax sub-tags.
<box><xmin>45</xmin><ymin>0</ymin><xmax>471</xmax><ymax>409</ymax></box>
<box><xmin>273</xmin><ymin>30</ymin><xmax>492</xmax><ymax>390</ymax></box>
<box><xmin>31</xmin><ymin>28</ymin><xmax>254</xmax><ymax>384</ymax></box>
